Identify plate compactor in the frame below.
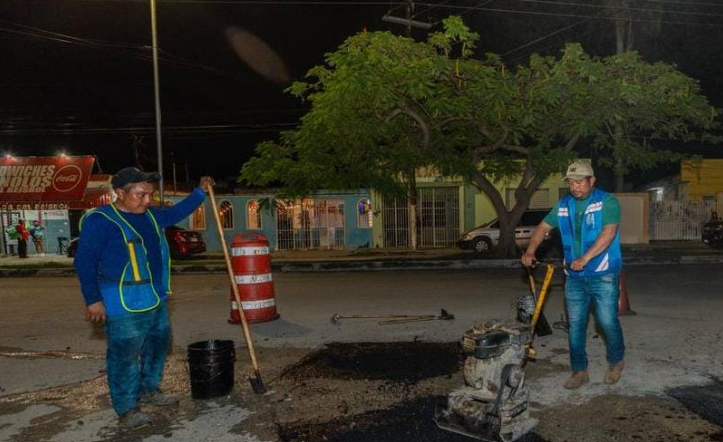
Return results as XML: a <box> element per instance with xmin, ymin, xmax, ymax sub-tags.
<box><xmin>434</xmin><ymin>264</ymin><xmax>555</xmax><ymax>442</ymax></box>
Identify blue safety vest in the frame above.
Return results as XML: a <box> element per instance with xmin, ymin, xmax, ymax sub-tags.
<box><xmin>80</xmin><ymin>204</ymin><xmax>171</xmax><ymax>316</ymax></box>
<box><xmin>557</xmin><ymin>188</ymin><xmax>621</xmax><ymax>278</ymax></box>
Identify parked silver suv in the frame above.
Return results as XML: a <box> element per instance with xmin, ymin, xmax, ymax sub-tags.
<box><xmin>457</xmin><ymin>209</ymin><xmax>555</xmax><ymax>253</ymax></box>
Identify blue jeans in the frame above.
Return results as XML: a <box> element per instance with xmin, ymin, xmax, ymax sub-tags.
<box><xmin>104</xmin><ymin>303</ymin><xmax>171</xmax><ymax>416</ymax></box>
<box><xmin>565</xmin><ymin>273</ymin><xmax>625</xmax><ymax>372</ymax></box>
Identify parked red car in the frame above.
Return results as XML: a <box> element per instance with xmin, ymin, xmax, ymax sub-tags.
<box><xmin>165</xmin><ymin>225</ymin><xmax>206</xmax><ymax>259</ymax></box>
<box><xmin>67</xmin><ymin>225</ymin><xmax>206</xmax><ymax>259</ymax></box>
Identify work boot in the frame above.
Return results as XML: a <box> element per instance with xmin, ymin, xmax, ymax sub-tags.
<box><xmin>563</xmin><ymin>371</ymin><xmax>589</xmax><ymax>390</ymax></box>
<box><xmin>119</xmin><ymin>409</ymin><xmax>152</xmax><ymax>428</ymax></box>
<box><xmin>604</xmin><ymin>361</ymin><xmax>625</xmax><ymax>385</ymax></box>
<box><xmin>139</xmin><ymin>390</ymin><xmax>179</xmax><ymax>407</ymax></box>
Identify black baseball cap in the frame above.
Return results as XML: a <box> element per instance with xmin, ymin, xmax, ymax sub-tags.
<box><xmin>111</xmin><ymin>167</ymin><xmax>161</xmax><ymax>189</ymax></box>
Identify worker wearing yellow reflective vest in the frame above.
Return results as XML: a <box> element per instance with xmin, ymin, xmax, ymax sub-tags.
<box><xmin>74</xmin><ymin>167</ymin><xmax>213</xmax><ymax>428</ymax></box>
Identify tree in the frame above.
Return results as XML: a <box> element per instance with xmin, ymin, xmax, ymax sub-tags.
<box><xmin>241</xmin><ymin>17</ymin><xmax>719</xmax><ymax>257</ymax></box>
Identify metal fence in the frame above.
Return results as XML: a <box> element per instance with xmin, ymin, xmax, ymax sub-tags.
<box><xmin>418</xmin><ymin>187</ymin><xmax>460</xmax><ymax>248</ymax></box>
<box><xmin>380</xmin><ymin>194</ymin><xmax>409</xmax><ymax>248</ymax></box>
<box><xmin>649</xmin><ymin>200</ymin><xmax>716</xmax><ymax>240</ymax></box>
<box><xmin>276</xmin><ymin>199</ymin><xmax>345</xmax><ymax>250</ymax></box>
<box><xmin>380</xmin><ymin>187</ymin><xmax>460</xmax><ymax>248</ymax></box>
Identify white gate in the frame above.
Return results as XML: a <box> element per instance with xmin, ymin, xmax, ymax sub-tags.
<box><xmin>649</xmin><ymin>200</ymin><xmax>716</xmax><ymax>240</ymax></box>
<box><xmin>276</xmin><ymin>199</ymin><xmax>345</xmax><ymax>250</ymax></box>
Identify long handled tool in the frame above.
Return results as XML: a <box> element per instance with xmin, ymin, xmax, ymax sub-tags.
<box><xmin>208</xmin><ymin>185</ymin><xmax>266</xmax><ymax>394</ymax></box>
<box><xmin>526</xmin><ymin>267</ymin><xmax>553</xmax><ymax>337</ymax></box>
<box><xmin>331</xmin><ymin>313</ymin><xmax>428</xmax><ymax>325</ymax></box>
<box><xmin>526</xmin><ymin>263</ymin><xmax>555</xmax><ymax>358</ymax></box>
<box><xmin>378</xmin><ymin>309</ymin><xmax>455</xmax><ymax>325</ymax></box>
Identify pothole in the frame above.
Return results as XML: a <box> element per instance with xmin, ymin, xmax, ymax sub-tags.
<box><xmin>281</xmin><ymin>342</ymin><xmax>462</xmax><ymax>383</ymax></box>
<box><xmin>669</xmin><ymin>378</ymin><xmax>723</xmax><ymax>433</ymax></box>
<box><xmin>277</xmin><ymin>396</ymin><xmax>549</xmax><ymax>442</ymax></box>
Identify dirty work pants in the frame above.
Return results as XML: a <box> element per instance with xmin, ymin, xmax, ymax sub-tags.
<box><xmin>565</xmin><ymin>273</ymin><xmax>625</xmax><ymax>373</ymax></box>
<box><xmin>104</xmin><ymin>303</ymin><xmax>171</xmax><ymax>416</ymax></box>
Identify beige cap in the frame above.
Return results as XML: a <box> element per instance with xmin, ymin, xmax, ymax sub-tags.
<box><xmin>564</xmin><ymin>160</ymin><xmax>594</xmax><ymax>181</ymax></box>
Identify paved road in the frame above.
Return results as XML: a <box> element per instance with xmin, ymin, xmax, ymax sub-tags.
<box><xmin>2</xmin><ymin>265</ymin><xmax>723</xmax><ymax>440</ymax></box>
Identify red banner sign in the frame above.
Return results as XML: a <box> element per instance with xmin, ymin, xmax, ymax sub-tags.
<box><xmin>0</xmin><ymin>155</ymin><xmax>95</xmax><ymax>202</ymax></box>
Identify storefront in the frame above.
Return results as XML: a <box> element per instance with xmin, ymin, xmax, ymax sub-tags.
<box><xmin>0</xmin><ymin>155</ymin><xmax>102</xmax><ymax>256</ymax></box>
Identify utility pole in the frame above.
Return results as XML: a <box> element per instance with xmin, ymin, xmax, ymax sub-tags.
<box><xmin>405</xmin><ymin>0</ymin><xmax>413</xmax><ymax>37</ymax></box>
<box><xmin>380</xmin><ymin>0</ymin><xmax>430</xmax><ymax>251</ymax></box>
<box><xmin>613</xmin><ymin>0</ymin><xmax>633</xmax><ymax>192</ymax></box>
<box><xmin>171</xmin><ymin>152</ymin><xmax>177</xmax><ymax>196</ymax></box>
<box><xmin>149</xmin><ymin>0</ymin><xmax>165</xmax><ymax>204</ymax></box>
<box><xmin>381</xmin><ymin>0</ymin><xmax>431</xmax><ymax>32</ymax></box>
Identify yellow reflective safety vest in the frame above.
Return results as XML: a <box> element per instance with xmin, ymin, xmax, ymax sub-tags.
<box><xmin>80</xmin><ymin>204</ymin><xmax>171</xmax><ymax>316</ymax></box>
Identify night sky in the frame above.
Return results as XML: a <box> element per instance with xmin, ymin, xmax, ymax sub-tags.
<box><xmin>2</xmin><ymin>0</ymin><xmax>722</xmax><ymax>187</ymax></box>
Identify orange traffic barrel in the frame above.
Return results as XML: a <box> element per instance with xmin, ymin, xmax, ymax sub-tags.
<box><xmin>228</xmin><ymin>233</ymin><xmax>279</xmax><ymax>324</ymax></box>
<box><xmin>618</xmin><ymin>271</ymin><xmax>636</xmax><ymax>316</ymax></box>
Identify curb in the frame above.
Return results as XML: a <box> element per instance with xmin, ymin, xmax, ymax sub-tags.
<box><xmin>2</xmin><ymin>254</ymin><xmax>723</xmax><ymax>277</ymax></box>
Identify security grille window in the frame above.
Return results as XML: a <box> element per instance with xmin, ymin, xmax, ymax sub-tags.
<box><xmin>381</xmin><ymin>194</ymin><xmax>409</xmax><ymax>248</ymax></box>
<box><xmin>276</xmin><ymin>198</ymin><xmax>346</xmax><ymax>250</ymax></box>
<box><xmin>189</xmin><ymin>205</ymin><xmax>206</xmax><ymax>230</ymax></box>
<box><xmin>418</xmin><ymin>187</ymin><xmax>460</xmax><ymax>248</ymax></box>
<box><xmin>219</xmin><ymin>200</ymin><xmax>234</xmax><ymax>230</ymax></box>
<box><xmin>380</xmin><ymin>187</ymin><xmax>459</xmax><ymax>248</ymax></box>
<box><xmin>247</xmin><ymin>200</ymin><xmax>262</xmax><ymax>230</ymax></box>
<box><xmin>357</xmin><ymin>198</ymin><xmax>373</xmax><ymax>228</ymax></box>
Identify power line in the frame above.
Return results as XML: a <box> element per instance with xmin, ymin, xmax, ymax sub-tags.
<box><xmin>415</xmin><ymin>2</ymin><xmax>723</xmax><ymax>27</ymax></box>
<box><xmin>8</xmin><ymin>0</ymin><xmax>723</xmax><ymax>8</ymax></box>
<box><xmin>501</xmin><ymin>4</ymin><xmax>623</xmax><ymax>58</ymax></box>
<box><xmin>0</xmin><ymin>122</ymin><xmax>300</xmax><ymax>136</ymax></box>
<box><xmin>506</xmin><ymin>0</ymin><xmax>723</xmax><ymax>19</ymax></box>
<box><xmin>636</xmin><ymin>0</ymin><xmax>723</xmax><ymax>8</ymax></box>
<box><xmin>6</xmin><ymin>0</ymin><xmax>404</xmax><ymax>3</ymax></box>
<box><xmin>0</xmin><ymin>23</ymin><xmax>250</xmax><ymax>81</ymax></box>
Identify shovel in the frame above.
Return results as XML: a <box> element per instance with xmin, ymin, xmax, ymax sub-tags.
<box><xmin>208</xmin><ymin>184</ymin><xmax>266</xmax><ymax>394</ymax></box>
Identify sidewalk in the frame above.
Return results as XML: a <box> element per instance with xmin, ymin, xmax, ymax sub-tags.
<box><xmin>1</xmin><ymin>241</ymin><xmax>721</xmax><ymax>276</ymax></box>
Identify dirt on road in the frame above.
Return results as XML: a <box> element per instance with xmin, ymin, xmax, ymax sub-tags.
<box><xmin>1</xmin><ymin>341</ymin><xmax>722</xmax><ymax>442</ymax></box>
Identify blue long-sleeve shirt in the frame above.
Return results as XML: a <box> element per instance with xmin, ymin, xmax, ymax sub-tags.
<box><xmin>74</xmin><ymin>188</ymin><xmax>206</xmax><ymax>306</ymax></box>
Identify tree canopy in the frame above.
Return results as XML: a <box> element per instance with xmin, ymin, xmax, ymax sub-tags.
<box><xmin>240</xmin><ymin>16</ymin><xmax>719</xmax><ymax>256</ymax></box>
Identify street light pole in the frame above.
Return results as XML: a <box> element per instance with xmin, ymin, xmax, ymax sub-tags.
<box><xmin>149</xmin><ymin>0</ymin><xmax>165</xmax><ymax>205</ymax></box>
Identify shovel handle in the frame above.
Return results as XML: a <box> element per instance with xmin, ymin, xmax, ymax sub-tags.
<box><xmin>208</xmin><ymin>185</ymin><xmax>261</xmax><ymax>373</ymax></box>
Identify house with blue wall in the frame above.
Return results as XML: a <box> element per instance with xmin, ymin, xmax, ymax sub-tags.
<box><xmin>169</xmin><ymin>190</ymin><xmax>374</xmax><ymax>252</ymax></box>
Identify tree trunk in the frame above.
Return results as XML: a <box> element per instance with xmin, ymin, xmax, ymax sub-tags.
<box><xmin>495</xmin><ymin>212</ymin><xmax>519</xmax><ymax>258</ymax></box>
<box><xmin>406</xmin><ymin>171</ymin><xmax>418</xmax><ymax>251</ymax></box>
<box><xmin>472</xmin><ymin>172</ymin><xmax>540</xmax><ymax>259</ymax></box>
<box><xmin>471</xmin><ymin>159</ymin><xmax>546</xmax><ymax>258</ymax></box>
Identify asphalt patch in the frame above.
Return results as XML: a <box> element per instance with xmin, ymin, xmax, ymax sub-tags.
<box><xmin>281</xmin><ymin>342</ymin><xmax>463</xmax><ymax>383</ymax></box>
<box><xmin>277</xmin><ymin>396</ymin><xmax>548</xmax><ymax>442</ymax></box>
<box><xmin>669</xmin><ymin>378</ymin><xmax>723</xmax><ymax>428</ymax></box>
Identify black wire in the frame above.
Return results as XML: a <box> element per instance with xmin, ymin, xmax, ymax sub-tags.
<box><xmin>501</xmin><ymin>4</ymin><xmax>622</xmax><ymax>58</ymax></box>
<box><xmin>505</xmin><ymin>0</ymin><xmax>723</xmax><ymax>19</ymax></box>
<box><xmin>416</xmin><ymin>2</ymin><xmax>723</xmax><ymax>27</ymax></box>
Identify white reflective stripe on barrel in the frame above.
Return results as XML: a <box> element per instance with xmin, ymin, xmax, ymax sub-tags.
<box><xmin>231</xmin><ymin>246</ymin><xmax>270</xmax><ymax>256</ymax></box>
<box><xmin>241</xmin><ymin>298</ymin><xmax>276</xmax><ymax>310</ymax></box>
<box><xmin>234</xmin><ymin>273</ymin><xmax>273</xmax><ymax>284</ymax></box>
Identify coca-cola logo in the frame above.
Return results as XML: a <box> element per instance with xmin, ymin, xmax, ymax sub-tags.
<box><xmin>52</xmin><ymin>165</ymin><xmax>83</xmax><ymax>192</ymax></box>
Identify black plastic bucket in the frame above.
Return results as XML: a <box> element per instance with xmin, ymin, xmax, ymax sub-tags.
<box><xmin>187</xmin><ymin>340</ymin><xmax>235</xmax><ymax>399</ymax></box>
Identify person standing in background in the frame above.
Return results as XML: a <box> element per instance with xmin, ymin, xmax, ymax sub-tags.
<box><xmin>30</xmin><ymin>220</ymin><xmax>46</xmax><ymax>256</ymax></box>
<box><xmin>16</xmin><ymin>219</ymin><xmax>29</xmax><ymax>259</ymax></box>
